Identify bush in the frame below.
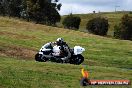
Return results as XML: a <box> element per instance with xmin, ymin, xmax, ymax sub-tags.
<box><xmin>129</xmin><ymin>11</ymin><xmax>132</xmax><ymax>14</ymax></box>
<box><xmin>86</xmin><ymin>17</ymin><xmax>109</xmax><ymax>36</ymax></box>
<box><xmin>114</xmin><ymin>14</ymin><xmax>132</xmax><ymax>40</ymax></box>
<box><xmin>114</xmin><ymin>25</ymin><xmax>121</xmax><ymax>39</ymax></box>
<box><xmin>62</xmin><ymin>14</ymin><xmax>81</xmax><ymax>30</ymax></box>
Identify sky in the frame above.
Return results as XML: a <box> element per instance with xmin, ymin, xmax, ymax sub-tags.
<box><xmin>58</xmin><ymin>0</ymin><xmax>132</xmax><ymax>15</ymax></box>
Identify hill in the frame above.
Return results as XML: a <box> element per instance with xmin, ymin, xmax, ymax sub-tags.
<box><xmin>0</xmin><ymin>17</ymin><xmax>132</xmax><ymax>88</ymax></box>
<box><xmin>61</xmin><ymin>12</ymin><xmax>132</xmax><ymax>36</ymax></box>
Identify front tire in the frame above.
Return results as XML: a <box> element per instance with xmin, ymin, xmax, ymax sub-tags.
<box><xmin>35</xmin><ymin>53</ymin><xmax>42</xmax><ymax>61</ymax></box>
<box><xmin>75</xmin><ymin>55</ymin><xmax>84</xmax><ymax>65</ymax></box>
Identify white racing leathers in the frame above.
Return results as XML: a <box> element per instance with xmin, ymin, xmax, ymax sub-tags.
<box><xmin>52</xmin><ymin>44</ymin><xmax>71</xmax><ymax>62</ymax></box>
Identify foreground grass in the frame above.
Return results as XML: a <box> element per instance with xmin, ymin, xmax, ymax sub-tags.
<box><xmin>0</xmin><ymin>57</ymin><xmax>81</xmax><ymax>88</ymax></box>
<box><xmin>0</xmin><ymin>56</ymin><xmax>132</xmax><ymax>88</ymax></box>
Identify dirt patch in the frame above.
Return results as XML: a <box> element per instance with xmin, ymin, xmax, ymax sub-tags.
<box><xmin>0</xmin><ymin>43</ymin><xmax>37</xmax><ymax>60</ymax></box>
<box><xmin>0</xmin><ymin>53</ymin><xmax>7</xmax><ymax>57</ymax></box>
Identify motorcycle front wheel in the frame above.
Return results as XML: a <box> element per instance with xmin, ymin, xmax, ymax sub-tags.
<box><xmin>75</xmin><ymin>54</ymin><xmax>84</xmax><ymax>65</ymax></box>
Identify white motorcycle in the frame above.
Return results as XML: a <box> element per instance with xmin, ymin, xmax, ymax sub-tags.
<box><xmin>35</xmin><ymin>45</ymin><xmax>85</xmax><ymax>65</ymax></box>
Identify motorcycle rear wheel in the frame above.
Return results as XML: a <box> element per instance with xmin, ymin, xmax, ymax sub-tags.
<box><xmin>35</xmin><ymin>53</ymin><xmax>48</xmax><ymax>62</ymax></box>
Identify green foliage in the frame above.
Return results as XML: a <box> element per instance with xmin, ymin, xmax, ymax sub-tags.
<box><xmin>0</xmin><ymin>0</ymin><xmax>9</xmax><ymax>15</ymax></box>
<box><xmin>0</xmin><ymin>0</ymin><xmax>5</xmax><ymax>16</ymax></box>
<box><xmin>26</xmin><ymin>0</ymin><xmax>61</xmax><ymax>25</ymax></box>
<box><xmin>0</xmin><ymin>0</ymin><xmax>61</xmax><ymax>25</ymax></box>
<box><xmin>8</xmin><ymin>0</ymin><xmax>22</xmax><ymax>17</ymax></box>
<box><xmin>129</xmin><ymin>11</ymin><xmax>132</xmax><ymax>14</ymax></box>
<box><xmin>86</xmin><ymin>17</ymin><xmax>109</xmax><ymax>36</ymax></box>
<box><xmin>19</xmin><ymin>0</ymin><xmax>29</xmax><ymax>19</ymax></box>
<box><xmin>113</xmin><ymin>25</ymin><xmax>121</xmax><ymax>39</ymax></box>
<box><xmin>0</xmin><ymin>0</ymin><xmax>22</xmax><ymax>17</ymax></box>
<box><xmin>114</xmin><ymin>14</ymin><xmax>132</xmax><ymax>40</ymax></box>
<box><xmin>62</xmin><ymin>14</ymin><xmax>81</xmax><ymax>30</ymax></box>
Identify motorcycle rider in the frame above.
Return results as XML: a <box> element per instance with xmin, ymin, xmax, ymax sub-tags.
<box><xmin>35</xmin><ymin>38</ymin><xmax>85</xmax><ymax>64</ymax></box>
<box><xmin>39</xmin><ymin>38</ymin><xmax>71</xmax><ymax>62</ymax></box>
<box><xmin>55</xmin><ymin>38</ymin><xmax>71</xmax><ymax>62</ymax></box>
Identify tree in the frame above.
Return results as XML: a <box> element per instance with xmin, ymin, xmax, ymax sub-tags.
<box><xmin>86</xmin><ymin>17</ymin><xmax>109</xmax><ymax>36</ymax></box>
<box><xmin>19</xmin><ymin>0</ymin><xmax>29</xmax><ymax>20</ymax></box>
<box><xmin>0</xmin><ymin>0</ymin><xmax>5</xmax><ymax>16</ymax></box>
<box><xmin>27</xmin><ymin>0</ymin><xmax>61</xmax><ymax>25</ymax></box>
<box><xmin>0</xmin><ymin>0</ymin><xmax>61</xmax><ymax>25</ymax></box>
<box><xmin>8</xmin><ymin>0</ymin><xmax>22</xmax><ymax>17</ymax></box>
<box><xmin>114</xmin><ymin>14</ymin><xmax>132</xmax><ymax>40</ymax></box>
<box><xmin>62</xmin><ymin>14</ymin><xmax>81</xmax><ymax>30</ymax></box>
<box><xmin>0</xmin><ymin>0</ymin><xmax>10</xmax><ymax>16</ymax></box>
<box><xmin>0</xmin><ymin>0</ymin><xmax>22</xmax><ymax>17</ymax></box>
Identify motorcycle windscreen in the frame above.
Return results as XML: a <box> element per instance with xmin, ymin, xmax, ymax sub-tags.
<box><xmin>74</xmin><ymin>46</ymin><xmax>85</xmax><ymax>55</ymax></box>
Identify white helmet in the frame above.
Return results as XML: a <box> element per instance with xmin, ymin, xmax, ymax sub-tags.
<box><xmin>56</xmin><ymin>38</ymin><xmax>64</xmax><ymax>44</ymax></box>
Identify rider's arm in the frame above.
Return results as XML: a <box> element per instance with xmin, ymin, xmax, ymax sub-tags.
<box><xmin>61</xmin><ymin>46</ymin><xmax>71</xmax><ymax>61</ymax></box>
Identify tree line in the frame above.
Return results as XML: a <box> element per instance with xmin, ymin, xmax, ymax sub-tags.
<box><xmin>63</xmin><ymin>14</ymin><xmax>132</xmax><ymax>41</ymax></box>
<box><xmin>0</xmin><ymin>0</ymin><xmax>61</xmax><ymax>25</ymax></box>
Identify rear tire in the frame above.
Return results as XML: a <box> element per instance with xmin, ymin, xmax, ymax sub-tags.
<box><xmin>35</xmin><ymin>53</ymin><xmax>48</xmax><ymax>62</ymax></box>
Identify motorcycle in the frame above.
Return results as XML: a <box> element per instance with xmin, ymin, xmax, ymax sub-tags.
<box><xmin>35</xmin><ymin>45</ymin><xmax>85</xmax><ymax>65</ymax></box>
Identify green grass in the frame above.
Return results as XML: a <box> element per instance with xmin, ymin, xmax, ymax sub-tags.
<box><xmin>0</xmin><ymin>57</ymin><xmax>132</xmax><ymax>88</ymax></box>
<box><xmin>0</xmin><ymin>16</ymin><xmax>132</xmax><ymax>88</ymax></box>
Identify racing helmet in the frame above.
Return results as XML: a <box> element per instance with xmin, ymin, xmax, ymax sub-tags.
<box><xmin>56</xmin><ymin>38</ymin><xmax>64</xmax><ymax>45</ymax></box>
